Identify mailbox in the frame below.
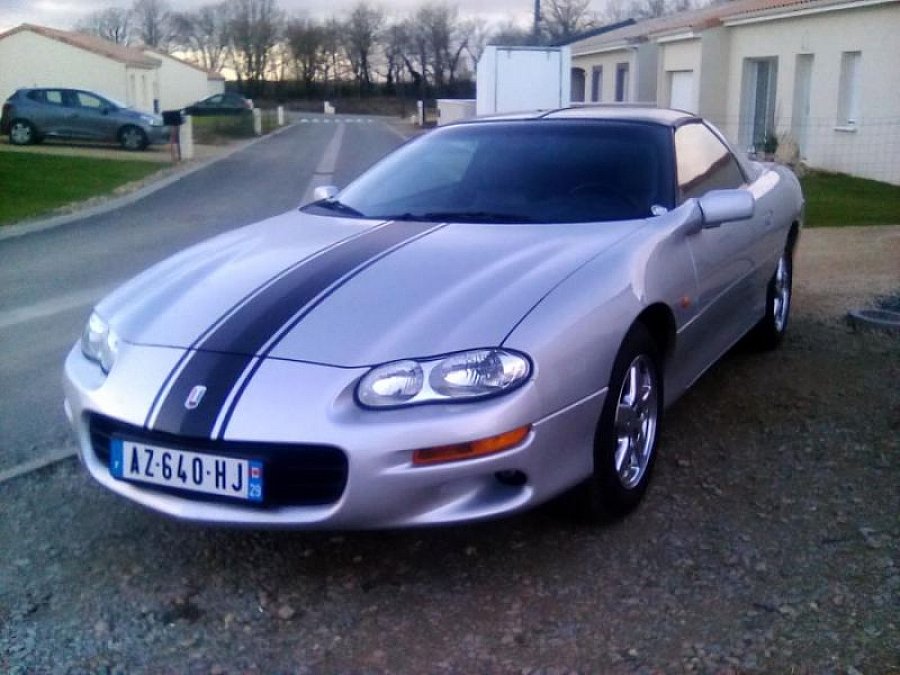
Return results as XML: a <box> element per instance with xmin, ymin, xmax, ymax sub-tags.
<box><xmin>162</xmin><ymin>109</ymin><xmax>184</xmax><ymax>126</ymax></box>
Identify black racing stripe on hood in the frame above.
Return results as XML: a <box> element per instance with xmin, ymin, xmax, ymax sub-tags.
<box><xmin>150</xmin><ymin>220</ymin><xmax>436</xmax><ymax>438</ymax></box>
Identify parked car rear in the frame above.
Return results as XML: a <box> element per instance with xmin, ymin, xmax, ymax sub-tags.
<box><xmin>183</xmin><ymin>93</ymin><xmax>253</xmax><ymax>116</ymax></box>
<box><xmin>1</xmin><ymin>87</ymin><xmax>168</xmax><ymax>150</ymax></box>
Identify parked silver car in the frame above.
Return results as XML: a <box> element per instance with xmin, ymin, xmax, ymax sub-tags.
<box><xmin>63</xmin><ymin>107</ymin><xmax>804</xmax><ymax>528</ymax></box>
<box><xmin>1</xmin><ymin>87</ymin><xmax>168</xmax><ymax>150</ymax></box>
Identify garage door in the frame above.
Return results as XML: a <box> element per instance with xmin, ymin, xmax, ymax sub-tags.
<box><xmin>669</xmin><ymin>71</ymin><xmax>695</xmax><ymax>112</ymax></box>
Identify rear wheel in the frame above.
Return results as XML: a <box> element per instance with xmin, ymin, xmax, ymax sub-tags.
<box><xmin>749</xmin><ymin>249</ymin><xmax>792</xmax><ymax>350</ymax></box>
<box><xmin>119</xmin><ymin>125</ymin><xmax>147</xmax><ymax>151</ymax></box>
<box><xmin>571</xmin><ymin>323</ymin><xmax>663</xmax><ymax>521</ymax></box>
<box><xmin>9</xmin><ymin>119</ymin><xmax>36</xmax><ymax>145</ymax></box>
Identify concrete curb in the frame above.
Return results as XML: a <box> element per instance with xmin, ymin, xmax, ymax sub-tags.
<box><xmin>0</xmin><ymin>121</ymin><xmax>298</xmax><ymax>243</ymax></box>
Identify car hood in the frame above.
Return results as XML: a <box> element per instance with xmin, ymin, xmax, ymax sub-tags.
<box><xmin>97</xmin><ymin>210</ymin><xmax>643</xmax><ymax>367</ymax></box>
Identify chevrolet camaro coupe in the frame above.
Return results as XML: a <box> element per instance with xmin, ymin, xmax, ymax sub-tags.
<box><xmin>63</xmin><ymin>107</ymin><xmax>804</xmax><ymax>528</ymax></box>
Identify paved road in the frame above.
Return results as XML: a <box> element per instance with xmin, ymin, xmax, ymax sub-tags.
<box><xmin>0</xmin><ymin>116</ymin><xmax>408</xmax><ymax>472</ymax></box>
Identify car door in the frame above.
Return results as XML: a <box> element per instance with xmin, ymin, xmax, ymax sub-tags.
<box><xmin>30</xmin><ymin>89</ymin><xmax>69</xmax><ymax>137</ymax></box>
<box><xmin>67</xmin><ymin>91</ymin><xmax>119</xmax><ymax>141</ymax></box>
<box><xmin>674</xmin><ymin>122</ymin><xmax>770</xmax><ymax>376</ymax></box>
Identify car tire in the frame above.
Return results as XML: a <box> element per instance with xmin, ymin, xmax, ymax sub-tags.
<box><xmin>749</xmin><ymin>248</ymin><xmax>792</xmax><ymax>351</ymax></box>
<box><xmin>569</xmin><ymin>323</ymin><xmax>663</xmax><ymax>522</ymax></box>
<box><xmin>9</xmin><ymin>119</ymin><xmax>36</xmax><ymax>145</ymax></box>
<box><xmin>119</xmin><ymin>125</ymin><xmax>148</xmax><ymax>151</ymax></box>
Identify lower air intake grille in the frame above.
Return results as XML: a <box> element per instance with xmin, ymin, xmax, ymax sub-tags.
<box><xmin>89</xmin><ymin>414</ymin><xmax>348</xmax><ymax>508</ymax></box>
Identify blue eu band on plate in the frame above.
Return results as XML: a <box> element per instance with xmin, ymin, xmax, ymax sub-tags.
<box><xmin>110</xmin><ymin>438</ymin><xmax>263</xmax><ymax>503</ymax></box>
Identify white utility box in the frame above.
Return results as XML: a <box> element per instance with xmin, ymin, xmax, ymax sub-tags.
<box><xmin>437</xmin><ymin>99</ymin><xmax>477</xmax><ymax>126</ymax></box>
<box><xmin>476</xmin><ymin>46</ymin><xmax>571</xmax><ymax>116</ymax></box>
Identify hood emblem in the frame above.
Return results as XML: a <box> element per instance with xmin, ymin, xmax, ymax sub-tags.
<box><xmin>185</xmin><ymin>385</ymin><xmax>207</xmax><ymax>410</ymax></box>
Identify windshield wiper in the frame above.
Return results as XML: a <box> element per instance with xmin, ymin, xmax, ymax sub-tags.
<box><xmin>383</xmin><ymin>211</ymin><xmax>534</xmax><ymax>223</ymax></box>
<box><xmin>304</xmin><ymin>199</ymin><xmax>364</xmax><ymax>217</ymax></box>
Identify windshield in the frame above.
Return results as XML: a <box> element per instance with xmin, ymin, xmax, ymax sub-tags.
<box><xmin>310</xmin><ymin>121</ymin><xmax>675</xmax><ymax>223</ymax></box>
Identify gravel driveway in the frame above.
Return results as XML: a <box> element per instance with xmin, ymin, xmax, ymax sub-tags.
<box><xmin>1</xmin><ymin>226</ymin><xmax>897</xmax><ymax>673</ymax></box>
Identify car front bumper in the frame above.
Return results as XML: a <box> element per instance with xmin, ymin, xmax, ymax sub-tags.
<box><xmin>146</xmin><ymin>125</ymin><xmax>171</xmax><ymax>145</ymax></box>
<box><xmin>64</xmin><ymin>343</ymin><xmax>604</xmax><ymax>529</ymax></box>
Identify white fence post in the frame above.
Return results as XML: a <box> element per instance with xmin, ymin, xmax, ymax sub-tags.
<box><xmin>179</xmin><ymin>115</ymin><xmax>194</xmax><ymax>160</ymax></box>
<box><xmin>252</xmin><ymin>108</ymin><xmax>262</xmax><ymax>136</ymax></box>
<box><xmin>277</xmin><ymin>105</ymin><xmax>285</xmax><ymax>126</ymax></box>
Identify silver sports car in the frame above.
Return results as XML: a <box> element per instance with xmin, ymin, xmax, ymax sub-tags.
<box><xmin>63</xmin><ymin>107</ymin><xmax>804</xmax><ymax>528</ymax></box>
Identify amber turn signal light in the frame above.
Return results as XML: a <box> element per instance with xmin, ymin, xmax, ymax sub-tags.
<box><xmin>412</xmin><ymin>425</ymin><xmax>531</xmax><ymax>466</ymax></box>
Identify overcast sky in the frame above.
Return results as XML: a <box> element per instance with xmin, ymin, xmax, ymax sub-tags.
<box><xmin>0</xmin><ymin>0</ymin><xmax>615</xmax><ymax>32</ymax></box>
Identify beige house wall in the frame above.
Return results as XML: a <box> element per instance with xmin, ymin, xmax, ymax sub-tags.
<box><xmin>572</xmin><ymin>47</ymin><xmax>636</xmax><ymax>103</ymax></box>
<box><xmin>723</xmin><ymin>2</ymin><xmax>900</xmax><ymax>183</ymax></box>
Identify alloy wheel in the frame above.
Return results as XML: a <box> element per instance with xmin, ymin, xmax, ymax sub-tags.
<box><xmin>613</xmin><ymin>354</ymin><xmax>659</xmax><ymax>489</ymax></box>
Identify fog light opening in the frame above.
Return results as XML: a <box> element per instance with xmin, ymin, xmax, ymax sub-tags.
<box><xmin>495</xmin><ymin>470</ymin><xmax>528</xmax><ymax>487</ymax></box>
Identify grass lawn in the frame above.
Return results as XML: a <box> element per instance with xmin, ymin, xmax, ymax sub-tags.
<box><xmin>0</xmin><ymin>152</ymin><xmax>166</xmax><ymax>226</ymax></box>
<box><xmin>800</xmin><ymin>170</ymin><xmax>900</xmax><ymax>227</ymax></box>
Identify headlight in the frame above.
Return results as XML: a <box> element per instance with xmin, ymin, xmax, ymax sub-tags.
<box><xmin>357</xmin><ymin>349</ymin><xmax>531</xmax><ymax>409</ymax></box>
<box><xmin>81</xmin><ymin>312</ymin><xmax>119</xmax><ymax>373</ymax></box>
<box><xmin>141</xmin><ymin>115</ymin><xmax>162</xmax><ymax>126</ymax></box>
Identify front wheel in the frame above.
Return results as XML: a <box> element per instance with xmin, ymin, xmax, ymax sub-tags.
<box><xmin>749</xmin><ymin>249</ymin><xmax>792</xmax><ymax>350</ymax></box>
<box><xmin>571</xmin><ymin>323</ymin><xmax>663</xmax><ymax>522</ymax></box>
<box><xmin>9</xmin><ymin>119</ymin><xmax>36</xmax><ymax>145</ymax></box>
<box><xmin>119</xmin><ymin>125</ymin><xmax>148</xmax><ymax>151</ymax></box>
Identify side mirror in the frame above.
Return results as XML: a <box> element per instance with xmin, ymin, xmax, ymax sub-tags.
<box><xmin>698</xmin><ymin>189</ymin><xmax>755</xmax><ymax>228</ymax></box>
<box><xmin>313</xmin><ymin>185</ymin><xmax>339</xmax><ymax>202</ymax></box>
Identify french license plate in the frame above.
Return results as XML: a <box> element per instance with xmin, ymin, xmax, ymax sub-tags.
<box><xmin>110</xmin><ymin>439</ymin><xmax>263</xmax><ymax>503</ymax></box>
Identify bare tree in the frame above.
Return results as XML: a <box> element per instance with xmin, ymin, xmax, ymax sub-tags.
<box><xmin>75</xmin><ymin>7</ymin><xmax>132</xmax><ymax>45</ymax></box>
<box><xmin>417</xmin><ymin>3</ymin><xmax>467</xmax><ymax>89</ymax></box>
<box><xmin>543</xmin><ymin>0</ymin><xmax>597</xmax><ymax>43</ymax></box>
<box><xmin>132</xmin><ymin>0</ymin><xmax>172</xmax><ymax>48</ymax></box>
<box><xmin>487</xmin><ymin>20</ymin><xmax>536</xmax><ymax>47</ymax></box>
<box><xmin>603</xmin><ymin>0</ymin><xmax>696</xmax><ymax>22</ymax></box>
<box><xmin>286</xmin><ymin>17</ymin><xmax>326</xmax><ymax>94</ymax></box>
<box><xmin>381</xmin><ymin>22</ymin><xmax>408</xmax><ymax>92</ymax></box>
<box><xmin>318</xmin><ymin>17</ymin><xmax>347</xmax><ymax>95</ymax></box>
<box><xmin>169</xmin><ymin>2</ymin><xmax>231</xmax><ymax>73</ymax></box>
<box><xmin>343</xmin><ymin>2</ymin><xmax>384</xmax><ymax>91</ymax></box>
<box><xmin>462</xmin><ymin>17</ymin><xmax>491</xmax><ymax>70</ymax></box>
<box><xmin>228</xmin><ymin>0</ymin><xmax>284</xmax><ymax>95</ymax></box>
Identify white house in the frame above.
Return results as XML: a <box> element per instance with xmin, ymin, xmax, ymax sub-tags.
<box><xmin>0</xmin><ymin>24</ymin><xmax>225</xmax><ymax>115</ymax></box>
<box><xmin>569</xmin><ymin>0</ymin><xmax>900</xmax><ymax>184</ymax></box>
<box><xmin>0</xmin><ymin>24</ymin><xmax>161</xmax><ymax>112</ymax></box>
<box><xmin>142</xmin><ymin>47</ymin><xmax>225</xmax><ymax>111</ymax></box>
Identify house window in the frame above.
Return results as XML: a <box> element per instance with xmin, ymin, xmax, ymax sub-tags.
<box><xmin>615</xmin><ymin>63</ymin><xmax>630</xmax><ymax>102</ymax></box>
<box><xmin>591</xmin><ymin>66</ymin><xmax>603</xmax><ymax>102</ymax></box>
<box><xmin>571</xmin><ymin>68</ymin><xmax>586</xmax><ymax>103</ymax></box>
<box><xmin>837</xmin><ymin>51</ymin><xmax>861</xmax><ymax>126</ymax></box>
<box><xmin>739</xmin><ymin>57</ymin><xmax>778</xmax><ymax>153</ymax></box>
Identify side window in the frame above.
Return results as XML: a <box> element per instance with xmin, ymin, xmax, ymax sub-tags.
<box><xmin>208</xmin><ymin>95</ymin><xmax>223</xmax><ymax>105</ymax></box>
<box><xmin>26</xmin><ymin>90</ymin><xmax>45</xmax><ymax>103</ymax></box>
<box><xmin>75</xmin><ymin>92</ymin><xmax>104</xmax><ymax>110</ymax></box>
<box><xmin>45</xmin><ymin>90</ymin><xmax>64</xmax><ymax>105</ymax></box>
<box><xmin>675</xmin><ymin>122</ymin><xmax>746</xmax><ymax>201</ymax></box>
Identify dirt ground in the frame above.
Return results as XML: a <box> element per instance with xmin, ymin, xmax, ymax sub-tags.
<box><xmin>1</xmin><ymin>225</ymin><xmax>898</xmax><ymax>673</ymax></box>
<box><xmin>794</xmin><ymin>225</ymin><xmax>900</xmax><ymax>317</ymax></box>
